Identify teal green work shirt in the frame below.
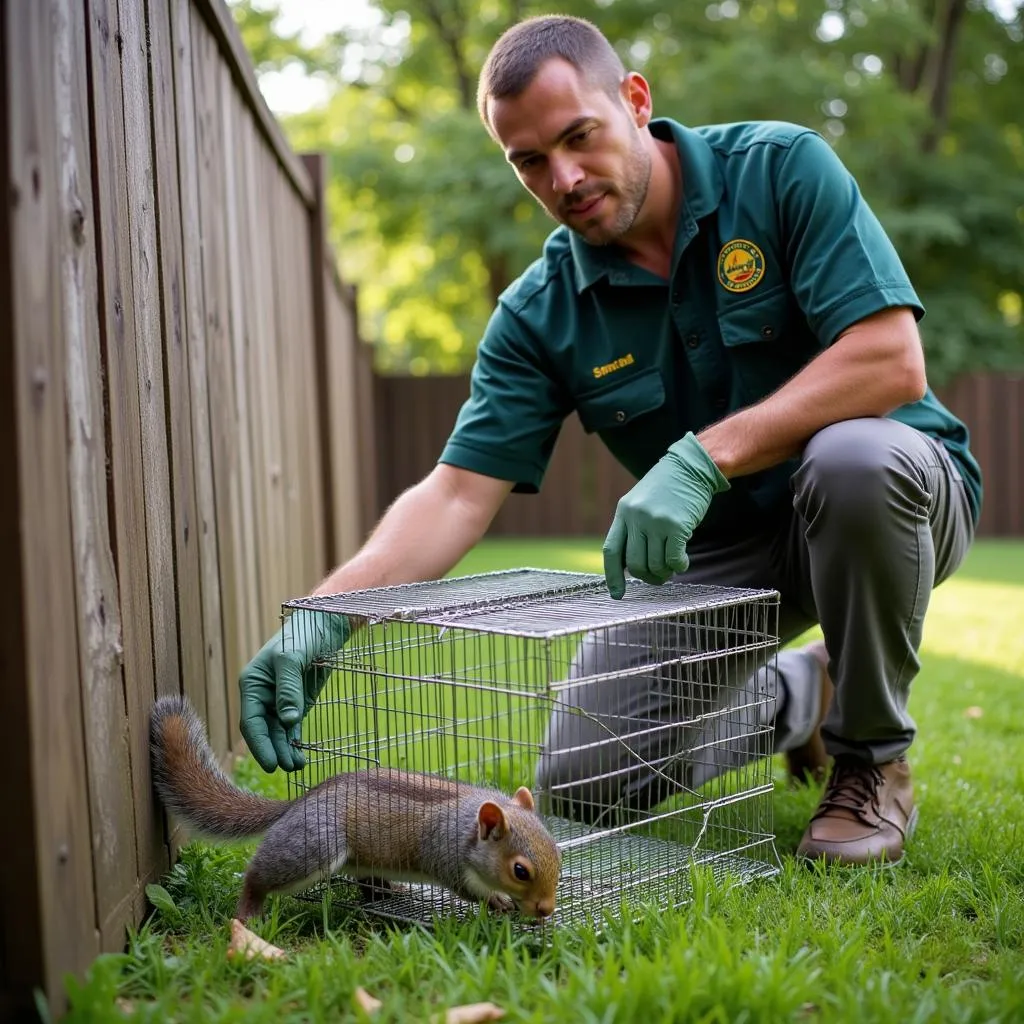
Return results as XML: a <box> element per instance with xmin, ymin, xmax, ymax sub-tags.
<box><xmin>438</xmin><ymin>118</ymin><xmax>983</xmax><ymax>533</ymax></box>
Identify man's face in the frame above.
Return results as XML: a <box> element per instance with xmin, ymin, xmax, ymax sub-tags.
<box><xmin>489</xmin><ymin>59</ymin><xmax>652</xmax><ymax>246</ymax></box>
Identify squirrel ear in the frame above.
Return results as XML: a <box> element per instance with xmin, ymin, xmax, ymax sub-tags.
<box><xmin>512</xmin><ymin>786</ymin><xmax>535</xmax><ymax>811</ymax></box>
<box><xmin>477</xmin><ymin>801</ymin><xmax>507</xmax><ymax>841</ymax></box>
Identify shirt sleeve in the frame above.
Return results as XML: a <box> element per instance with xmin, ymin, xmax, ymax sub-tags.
<box><xmin>436</xmin><ymin>303</ymin><xmax>571</xmax><ymax>493</ymax></box>
<box><xmin>777</xmin><ymin>131</ymin><xmax>924</xmax><ymax>345</ymax></box>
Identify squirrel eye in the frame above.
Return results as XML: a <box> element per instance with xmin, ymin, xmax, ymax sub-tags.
<box><xmin>513</xmin><ymin>861</ymin><xmax>531</xmax><ymax>882</ymax></box>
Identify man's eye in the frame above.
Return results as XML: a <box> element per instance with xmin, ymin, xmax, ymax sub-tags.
<box><xmin>570</xmin><ymin>129</ymin><xmax>594</xmax><ymax>145</ymax></box>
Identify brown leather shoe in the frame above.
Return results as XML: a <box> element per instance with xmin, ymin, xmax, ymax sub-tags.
<box><xmin>796</xmin><ymin>755</ymin><xmax>918</xmax><ymax>866</ymax></box>
<box><xmin>785</xmin><ymin>639</ymin><xmax>834</xmax><ymax>785</ymax></box>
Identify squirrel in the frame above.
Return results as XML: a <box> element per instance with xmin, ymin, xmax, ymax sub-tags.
<box><xmin>149</xmin><ymin>695</ymin><xmax>562</xmax><ymax>922</ymax></box>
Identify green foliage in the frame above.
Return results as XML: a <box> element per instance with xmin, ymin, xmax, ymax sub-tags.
<box><xmin>233</xmin><ymin>1</ymin><xmax>1024</xmax><ymax>381</ymax></box>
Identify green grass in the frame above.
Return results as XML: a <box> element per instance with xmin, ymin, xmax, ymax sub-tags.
<box><xmin>61</xmin><ymin>540</ymin><xmax>1024</xmax><ymax>1023</ymax></box>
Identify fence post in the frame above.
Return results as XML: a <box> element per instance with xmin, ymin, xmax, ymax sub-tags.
<box><xmin>301</xmin><ymin>152</ymin><xmax>338</xmax><ymax>570</ymax></box>
<box><xmin>352</xmin><ymin>283</ymin><xmax>380</xmax><ymax>540</ymax></box>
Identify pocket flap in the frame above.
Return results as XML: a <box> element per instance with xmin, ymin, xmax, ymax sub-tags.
<box><xmin>576</xmin><ymin>367</ymin><xmax>666</xmax><ymax>433</ymax></box>
<box><xmin>719</xmin><ymin>293</ymin><xmax>787</xmax><ymax>346</ymax></box>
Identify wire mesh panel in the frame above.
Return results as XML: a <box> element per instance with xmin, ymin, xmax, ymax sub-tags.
<box><xmin>282</xmin><ymin>569</ymin><xmax>782</xmax><ymax>931</ymax></box>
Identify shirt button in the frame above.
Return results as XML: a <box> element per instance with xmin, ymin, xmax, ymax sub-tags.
<box><xmin>715</xmin><ymin>397</ymin><xmax>727</xmax><ymax>410</ymax></box>
<box><xmin>761</xmin><ymin>325</ymin><xmax>775</xmax><ymax>339</ymax></box>
<box><xmin>686</xmin><ymin>333</ymin><xmax>700</xmax><ymax>349</ymax></box>
<box><xmin>615</xmin><ymin>410</ymin><xmax>626</xmax><ymax>423</ymax></box>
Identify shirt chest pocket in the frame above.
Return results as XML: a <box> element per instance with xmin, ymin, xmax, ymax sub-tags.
<box><xmin>718</xmin><ymin>290</ymin><xmax>790</xmax><ymax>346</ymax></box>
<box><xmin>575</xmin><ymin>366</ymin><xmax>666</xmax><ymax>434</ymax></box>
<box><xmin>717</xmin><ymin>293</ymin><xmax>815</xmax><ymax>399</ymax></box>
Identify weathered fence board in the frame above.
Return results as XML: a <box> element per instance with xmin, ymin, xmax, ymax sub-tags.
<box><xmin>240</xmin><ymin>103</ymin><xmax>282</xmax><ymax>634</ymax></box>
<box><xmin>151</xmin><ymin>0</ymin><xmax>209</xmax><ymax>727</ymax></box>
<box><xmin>293</xmin><ymin>175</ymin><xmax>330</xmax><ymax>591</ymax></box>
<box><xmin>85</xmin><ymin>0</ymin><xmax>169</xmax><ymax>929</ymax></box>
<box><xmin>59</xmin><ymin>0</ymin><xmax>139</xmax><ymax>953</ymax></box>
<box><xmin>1</xmin><ymin>2</ymin><xmax>100</xmax><ymax>1015</ymax></box>
<box><xmin>220</xmin><ymin>63</ymin><xmax>263</xmax><ymax>667</ymax></box>
<box><xmin>312</xmin><ymin>155</ymin><xmax>369</xmax><ymax>567</ymax></box>
<box><xmin>121</xmin><ymin>0</ymin><xmax>182</xmax><ymax>707</ymax></box>
<box><xmin>194</xmin><ymin>7</ymin><xmax>245</xmax><ymax>752</ymax></box>
<box><xmin>173</xmin><ymin>0</ymin><xmax>230</xmax><ymax>756</ymax></box>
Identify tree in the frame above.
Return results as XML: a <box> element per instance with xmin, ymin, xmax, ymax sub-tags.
<box><xmin>231</xmin><ymin>0</ymin><xmax>1024</xmax><ymax>382</ymax></box>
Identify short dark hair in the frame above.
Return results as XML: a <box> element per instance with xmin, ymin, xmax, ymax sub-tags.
<box><xmin>477</xmin><ymin>15</ymin><xmax>627</xmax><ymax>136</ymax></box>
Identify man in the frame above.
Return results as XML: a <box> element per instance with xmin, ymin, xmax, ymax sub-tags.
<box><xmin>239</xmin><ymin>15</ymin><xmax>980</xmax><ymax>867</ymax></box>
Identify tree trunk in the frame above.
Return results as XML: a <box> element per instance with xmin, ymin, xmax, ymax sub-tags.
<box><xmin>487</xmin><ymin>252</ymin><xmax>511</xmax><ymax>308</ymax></box>
<box><xmin>920</xmin><ymin>0</ymin><xmax>968</xmax><ymax>153</ymax></box>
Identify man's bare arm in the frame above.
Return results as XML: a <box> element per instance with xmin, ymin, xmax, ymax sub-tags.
<box><xmin>311</xmin><ymin>464</ymin><xmax>514</xmax><ymax>596</ymax></box>
<box><xmin>698</xmin><ymin>306</ymin><xmax>927</xmax><ymax>479</ymax></box>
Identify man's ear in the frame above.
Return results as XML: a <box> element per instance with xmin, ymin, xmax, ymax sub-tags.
<box><xmin>620</xmin><ymin>71</ymin><xmax>653</xmax><ymax>128</ymax></box>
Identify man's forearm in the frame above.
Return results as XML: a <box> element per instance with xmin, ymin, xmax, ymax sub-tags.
<box><xmin>698</xmin><ymin>307</ymin><xmax>927</xmax><ymax>479</ymax></box>
<box><xmin>311</xmin><ymin>466</ymin><xmax>512</xmax><ymax>596</ymax></box>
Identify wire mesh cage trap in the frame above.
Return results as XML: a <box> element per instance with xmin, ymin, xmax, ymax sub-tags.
<box><xmin>282</xmin><ymin>569</ymin><xmax>783</xmax><ymax>930</ymax></box>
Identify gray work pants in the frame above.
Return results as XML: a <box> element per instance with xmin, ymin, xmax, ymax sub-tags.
<box><xmin>535</xmin><ymin>418</ymin><xmax>976</xmax><ymax>820</ymax></box>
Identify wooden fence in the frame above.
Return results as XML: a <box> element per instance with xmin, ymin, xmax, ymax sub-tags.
<box><xmin>373</xmin><ymin>373</ymin><xmax>1024</xmax><ymax>539</ymax></box>
<box><xmin>1</xmin><ymin>0</ymin><xmax>372</xmax><ymax>1016</ymax></box>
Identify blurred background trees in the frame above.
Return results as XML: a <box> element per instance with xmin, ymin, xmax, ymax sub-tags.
<box><xmin>231</xmin><ymin>0</ymin><xmax>1024</xmax><ymax>383</ymax></box>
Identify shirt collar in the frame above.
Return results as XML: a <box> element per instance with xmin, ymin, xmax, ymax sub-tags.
<box><xmin>570</xmin><ymin>118</ymin><xmax>724</xmax><ymax>292</ymax></box>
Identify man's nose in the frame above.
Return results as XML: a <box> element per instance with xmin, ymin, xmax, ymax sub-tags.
<box><xmin>550</xmin><ymin>153</ymin><xmax>584</xmax><ymax>195</ymax></box>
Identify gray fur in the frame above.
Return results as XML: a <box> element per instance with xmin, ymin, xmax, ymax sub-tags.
<box><xmin>150</xmin><ymin>695</ymin><xmax>562</xmax><ymax>921</ymax></box>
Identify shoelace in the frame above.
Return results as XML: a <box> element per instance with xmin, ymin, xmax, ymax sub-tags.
<box><xmin>812</xmin><ymin>757</ymin><xmax>886</xmax><ymax>825</ymax></box>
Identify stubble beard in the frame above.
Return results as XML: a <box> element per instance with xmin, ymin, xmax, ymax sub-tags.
<box><xmin>558</xmin><ymin>135</ymin><xmax>653</xmax><ymax>247</ymax></box>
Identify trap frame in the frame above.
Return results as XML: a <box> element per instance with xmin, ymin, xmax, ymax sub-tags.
<box><xmin>283</xmin><ymin>568</ymin><xmax>783</xmax><ymax>930</ymax></box>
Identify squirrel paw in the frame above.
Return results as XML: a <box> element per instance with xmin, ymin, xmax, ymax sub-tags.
<box><xmin>486</xmin><ymin>892</ymin><xmax>515</xmax><ymax>914</ymax></box>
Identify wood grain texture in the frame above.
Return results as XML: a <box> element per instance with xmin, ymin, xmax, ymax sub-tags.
<box><xmin>1</xmin><ymin>1</ymin><xmax>100</xmax><ymax>1014</ymax></box>
<box><xmin>191</xmin><ymin>0</ymin><xmax>313</xmax><ymax>207</ymax></box>
<box><xmin>172</xmin><ymin>0</ymin><xmax>230</xmax><ymax>754</ymax></box>
<box><xmin>271</xmin><ymin>161</ymin><xmax>309</xmax><ymax>594</ymax></box>
<box><xmin>148</xmin><ymin>0</ymin><xmax>208</xmax><ymax>724</ymax></box>
<box><xmin>193</xmin><ymin>10</ymin><xmax>244</xmax><ymax>744</ymax></box>
<box><xmin>241</xmin><ymin>114</ymin><xmax>285</xmax><ymax>629</ymax></box>
<box><xmin>119</xmin><ymin>0</ymin><xmax>181</xmax><ymax>701</ymax></box>
<box><xmin>85</xmin><ymin>0</ymin><xmax>168</xmax><ymax>917</ymax></box>
<box><xmin>309</xmin><ymin>152</ymin><xmax>365</xmax><ymax>569</ymax></box>
<box><xmin>60</xmin><ymin>0</ymin><xmax>138</xmax><ymax>950</ymax></box>
<box><xmin>278</xmin><ymin>164</ymin><xmax>327</xmax><ymax>593</ymax></box>
<box><xmin>220</xmin><ymin>70</ymin><xmax>262</xmax><ymax>662</ymax></box>
<box><xmin>0</xmin><ymin>7</ymin><xmax>44</xmax><ymax>1019</ymax></box>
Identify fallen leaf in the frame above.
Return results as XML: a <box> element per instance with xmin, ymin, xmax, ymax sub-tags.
<box><xmin>433</xmin><ymin>1003</ymin><xmax>506</xmax><ymax>1024</ymax></box>
<box><xmin>354</xmin><ymin>987</ymin><xmax>383</xmax><ymax>1014</ymax></box>
<box><xmin>226</xmin><ymin>918</ymin><xmax>287</xmax><ymax>961</ymax></box>
<box><xmin>964</xmin><ymin>706</ymin><xmax>984</xmax><ymax>719</ymax></box>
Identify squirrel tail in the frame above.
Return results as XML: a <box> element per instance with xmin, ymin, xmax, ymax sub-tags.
<box><xmin>150</xmin><ymin>695</ymin><xmax>290</xmax><ymax>840</ymax></box>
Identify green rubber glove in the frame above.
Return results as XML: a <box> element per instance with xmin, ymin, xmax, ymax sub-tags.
<box><xmin>239</xmin><ymin>608</ymin><xmax>351</xmax><ymax>772</ymax></box>
<box><xmin>602</xmin><ymin>432</ymin><xmax>730</xmax><ymax>599</ymax></box>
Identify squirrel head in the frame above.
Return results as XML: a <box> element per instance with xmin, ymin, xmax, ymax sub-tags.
<box><xmin>473</xmin><ymin>786</ymin><xmax>562</xmax><ymax>919</ymax></box>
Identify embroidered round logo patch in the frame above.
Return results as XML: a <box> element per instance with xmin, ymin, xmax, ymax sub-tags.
<box><xmin>717</xmin><ymin>239</ymin><xmax>765</xmax><ymax>293</ymax></box>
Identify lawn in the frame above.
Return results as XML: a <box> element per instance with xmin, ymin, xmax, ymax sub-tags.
<box><xmin>62</xmin><ymin>539</ymin><xmax>1024</xmax><ymax>1023</ymax></box>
